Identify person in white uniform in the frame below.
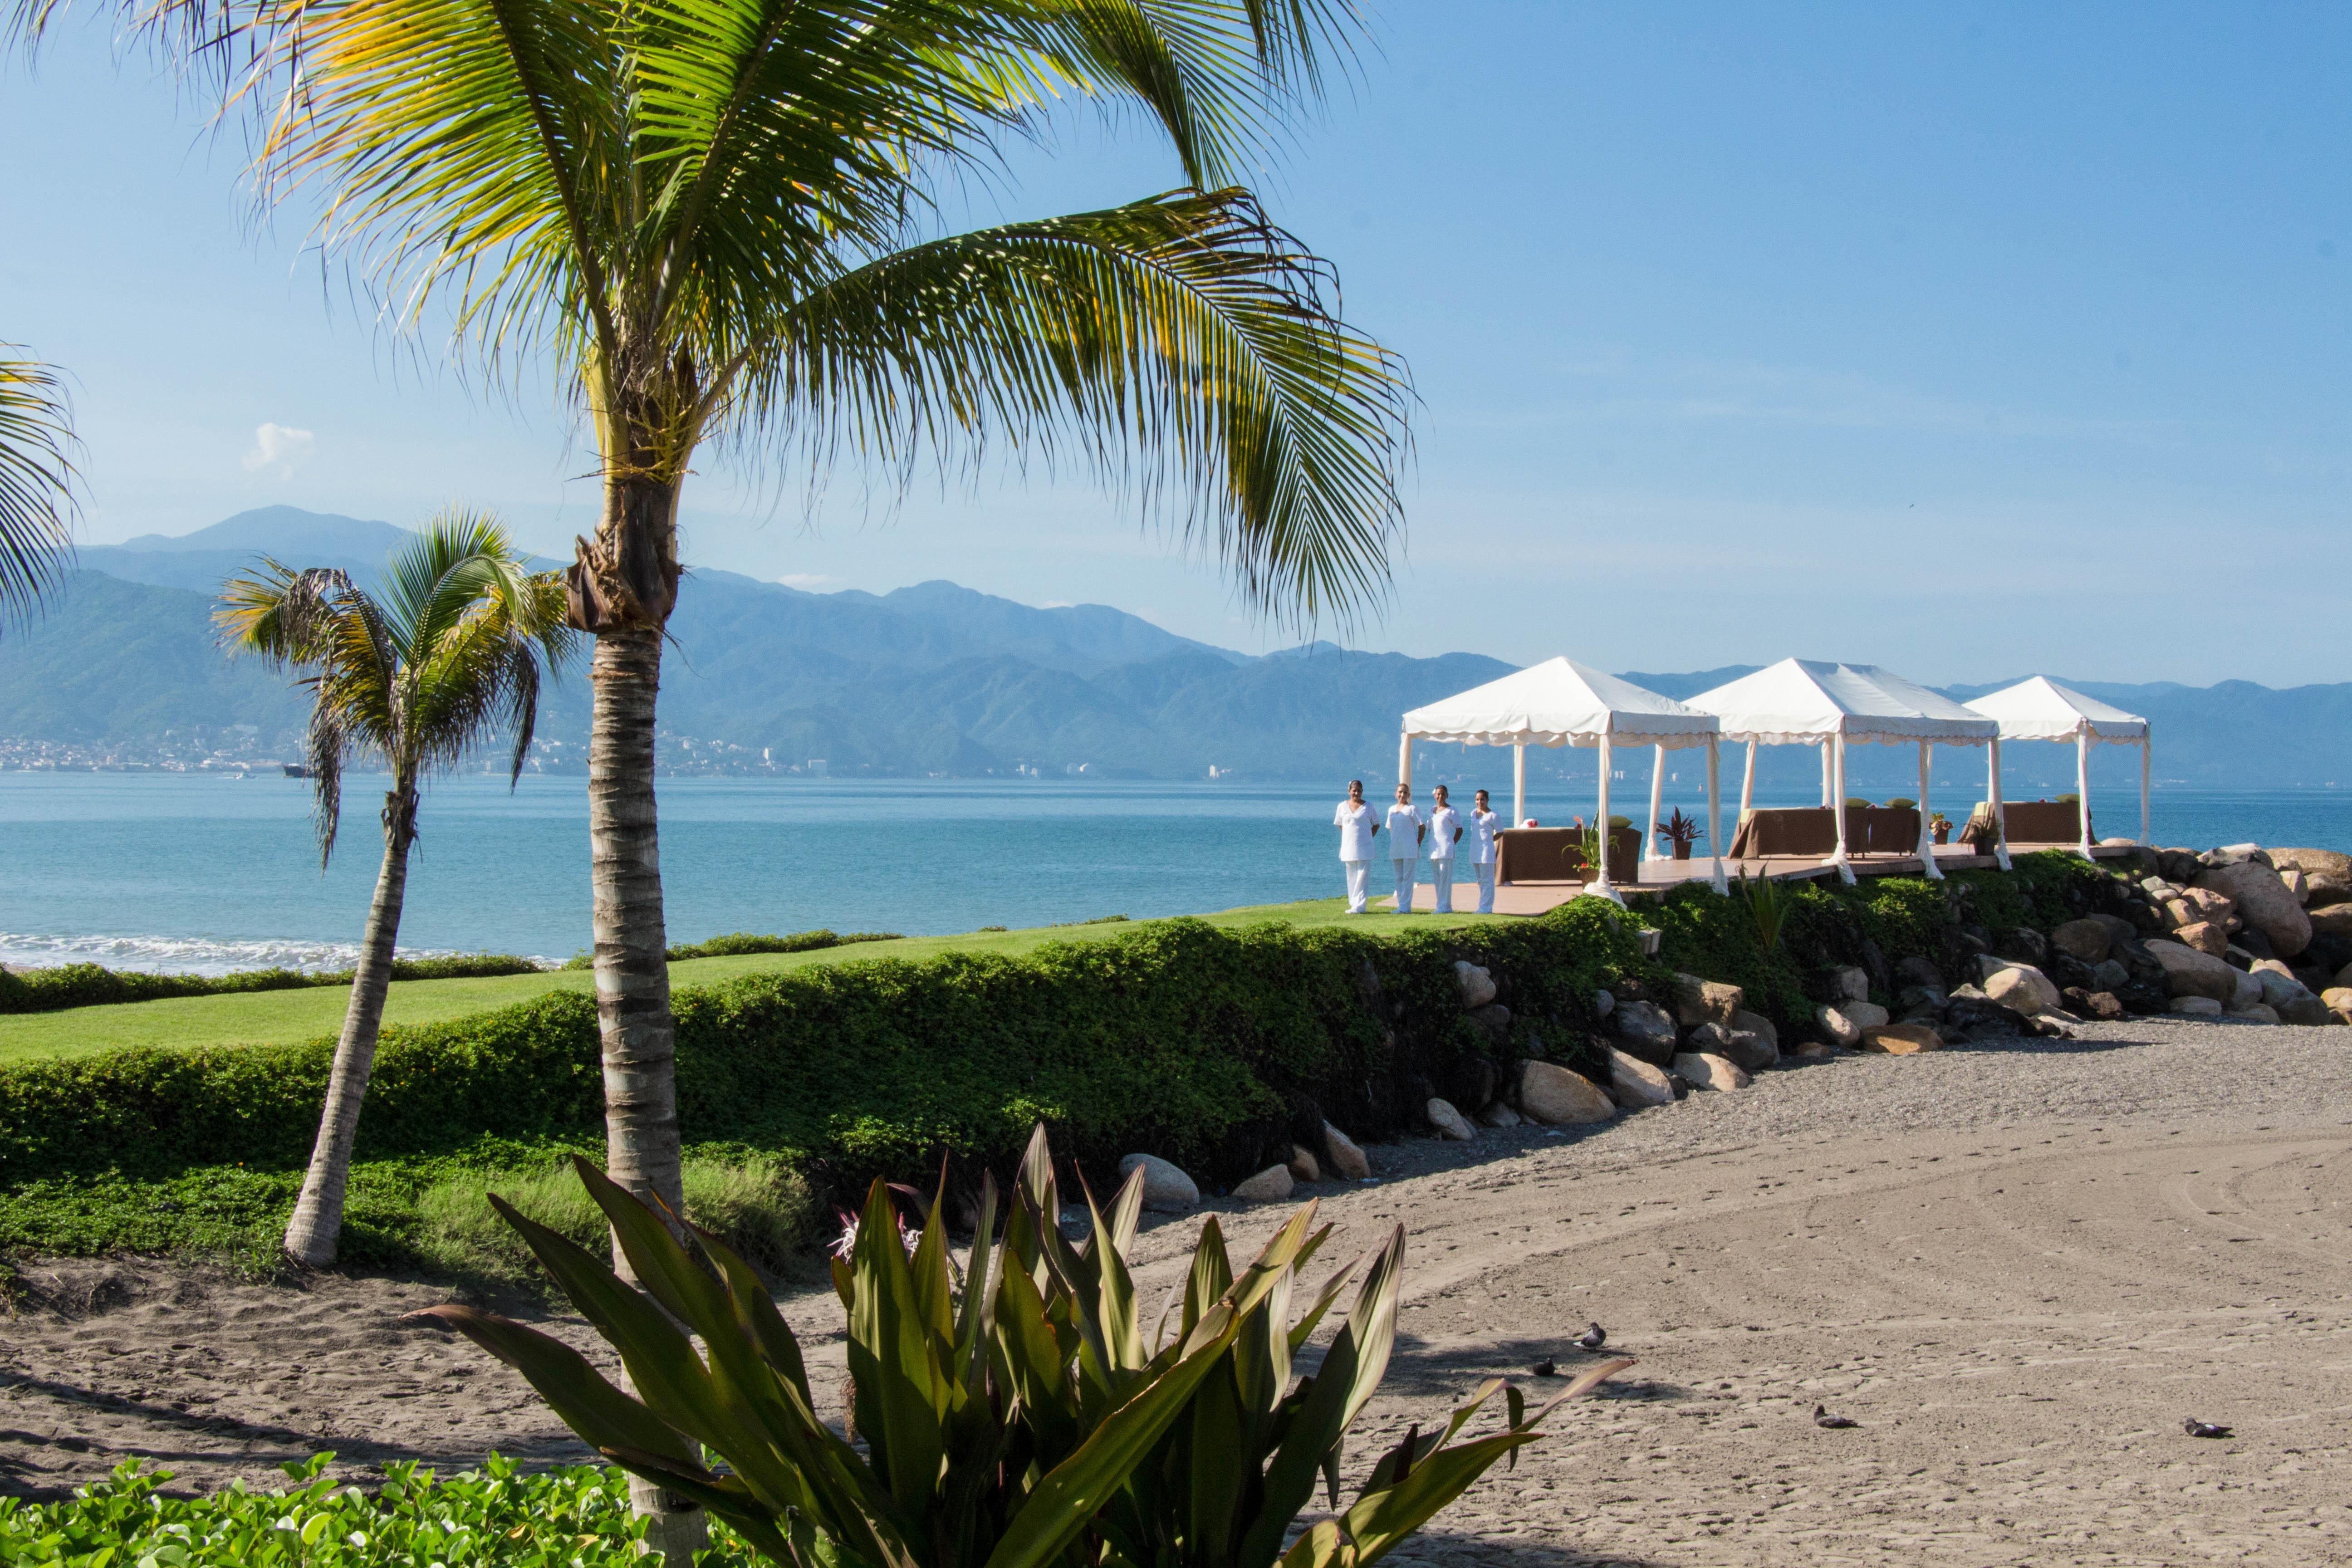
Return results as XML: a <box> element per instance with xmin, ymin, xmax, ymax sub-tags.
<box><xmin>1386</xmin><ymin>783</ymin><xmax>1427</xmax><ymax>913</ymax></box>
<box><xmin>1333</xmin><ymin>779</ymin><xmax>1379</xmax><ymax>913</ymax></box>
<box><xmin>1427</xmin><ymin>785</ymin><xmax>1463</xmax><ymax>913</ymax></box>
<box><xmin>1469</xmin><ymin>788</ymin><xmax>1504</xmax><ymax>914</ymax></box>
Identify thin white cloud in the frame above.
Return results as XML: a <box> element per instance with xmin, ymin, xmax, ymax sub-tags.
<box><xmin>240</xmin><ymin>422</ymin><xmax>315</xmax><ymax>480</ymax></box>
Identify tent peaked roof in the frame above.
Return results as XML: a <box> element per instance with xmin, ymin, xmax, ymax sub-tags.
<box><xmin>1402</xmin><ymin>657</ymin><xmax>1718</xmax><ymax>750</ymax></box>
<box><xmin>1688</xmin><ymin>658</ymin><xmax>1998</xmax><ymax>745</ymax></box>
<box><xmin>1965</xmin><ymin>676</ymin><xmax>2148</xmax><ymax>742</ymax></box>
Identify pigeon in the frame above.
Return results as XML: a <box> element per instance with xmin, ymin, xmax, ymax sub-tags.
<box><xmin>2183</xmin><ymin>1418</ymin><xmax>2232</xmax><ymax>1439</ymax></box>
<box><xmin>1531</xmin><ymin>1357</ymin><xmax>1556</xmax><ymax>1377</ymax></box>
<box><xmin>1575</xmin><ymin>1322</ymin><xmax>1607</xmax><ymax>1352</ymax></box>
<box><xmin>1813</xmin><ymin>1404</ymin><xmax>1858</xmax><ymax>1429</ymax></box>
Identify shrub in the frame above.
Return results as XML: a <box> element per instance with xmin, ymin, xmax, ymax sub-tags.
<box><xmin>0</xmin><ymin>953</ymin><xmax>544</xmax><ymax>1014</ymax></box>
<box><xmin>0</xmin><ymin>1452</ymin><xmax>761</xmax><ymax>1566</ymax></box>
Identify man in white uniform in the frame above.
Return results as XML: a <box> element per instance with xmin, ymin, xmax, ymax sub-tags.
<box><xmin>1333</xmin><ymin>779</ymin><xmax>1378</xmax><ymax>913</ymax></box>
<box><xmin>1386</xmin><ymin>783</ymin><xmax>1427</xmax><ymax>913</ymax></box>
<box><xmin>1470</xmin><ymin>789</ymin><xmax>1504</xmax><ymax>914</ymax></box>
<box><xmin>1427</xmin><ymin>785</ymin><xmax>1463</xmax><ymax>914</ymax></box>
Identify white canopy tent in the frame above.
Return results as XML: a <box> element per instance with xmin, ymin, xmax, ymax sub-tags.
<box><xmin>1688</xmin><ymin>660</ymin><xmax>2000</xmax><ymax>882</ymax></box>
<box><xmin>1964</xmin><ymin>676</ymin><xmax>2151</xmax><ymax>856</ymax></box>
<box><xmin>1400</xmin><ymin>657</ymin><xmax>1725</xmax><ymax>898</ymax></box>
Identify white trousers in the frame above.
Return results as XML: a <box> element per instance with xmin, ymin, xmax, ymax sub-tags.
<box><xmin>1431</xmin><ymin>859</ymin><xmax>1456</xmax><ymax>913</ymax></box>
<box><xmin>1392</xmin><ymin>858</ymin><xmax>1418</xmax><ymax>912</ymax></box>
<box><xmin>1342</xmin><ymin>859</ymin><xmax>1371</xmax><ymax>913</ymax></box>
<box><xmin>1475</xmin><ymin>862</ymin><xmax>1496</xmax><ymax>914</ymax></box>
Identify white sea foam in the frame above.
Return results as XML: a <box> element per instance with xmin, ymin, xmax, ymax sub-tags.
<box><xmin>0</xmin><ymin>932</ymin><xmax>546</xmax><ymax>977</ymax></box>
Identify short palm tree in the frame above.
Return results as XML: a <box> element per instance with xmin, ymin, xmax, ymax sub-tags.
<box><xmin>173</xmin><ymin>0</ymin><xmax>1413</xmax><ymax>1282</ymax></box>
<box><xmin>0</xmin><ymin>346</ymin><xmax>77</xmax><ymax>623</ymax></box>
<box><xmin>220</xmin><ymin>511</ymin><xmax>573</xmax><ymax>1266</ymax></box>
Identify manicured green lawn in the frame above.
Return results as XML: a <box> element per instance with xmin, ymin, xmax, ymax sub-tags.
<box><xmin>0</xmin><ymin>898</ymin><xmax>1513</xmax><ymax>1063</ymax></box>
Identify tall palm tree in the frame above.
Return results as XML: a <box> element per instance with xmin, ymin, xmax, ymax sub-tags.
<box><xmin>220</xmin><ymin>511</ymin><xmax>574</xmax><ymax>1266</ymax></box>
<box><xmin>186</xmin><ymin>0</ymin><xmax>1413</xmax><ymax>1274</ymax></box>
<box><xmin>0</xmin><ymin>346</ymin><xmax>77</xmax><ymax>622</ymax></box>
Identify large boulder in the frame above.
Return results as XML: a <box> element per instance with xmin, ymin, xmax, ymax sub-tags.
<box><xmin>1671</xmin><ymin>1052</ymin><xmax>1751</xmax><ymax>1092</ymax></box>
<box><xmin>1731</xmin><ymin>1009</ymin><xmax>1780</xmax><ymax>1053</ymax></box>
<box><xmin>2146</xmin><ymin>939</ymin><xmax>2240</xmax><ymax>1002</ymax></box>
<box><xmin>1286</xmin><ymin>1145</ymin><xmax>1321</xmax><ymax>1181</ymax></box>
<box><xmin>2231</xmin><ymin>968</ymin><xmax>2263</xmax><ymax>1011</ymax></box>
<box><xmin>1690</xmin><ymin>1020</ymin><xmax>1776</xmax><ymax>1071</ymax></box>
<box><xmin>2279</xmin><ymin>993</ymin><xmax>2332</xmax><ymax>1026</ymax></box>
<box><xmin>1814</xmin><ymin>1002</ymin><xmax>1884</xmax><ymax>1048</ymax></box>
<box><xmin>2324</xmin><ymin>986</ymin><xmax>2352</xmax><ymax>1023</ymax></box>
<box><xmin>1892</xmin><ymin>955</ymin><xmax>1945</xmax><ymax>990</ymax></box>
<box><xmin>2269</xmin><ymin>848</ymin><xmax>2352</xmax><ymax>881</ymax></box>
<box><xmin>2050</xmin><ymin>918</ymin><xmax>2112</xmax><ymax>965</ymax></box>
<box><xmin>1982</xmin><ymin>963</ymin><xmax>2062</xmax><ymax>1017</ymax></box>
<box><xmin>2091</xmin><ymin>912</ymin><xmax>2140</xmax><ymax>945</ymax></box>
<box><xmin>1861</xmin><ymin>1022</ymin><xmax>1943</xmax><ymax>1054</ymax></box>
<box><xmin>1425</xmin><ymin>1098</ymin><xmax>1475</xmax><ymax>1141</ymax></box>
<box><xmin>1453</xmin><ymin>961</ymin><xmax>1497</xmax><ymax>1009</ymax></box>
<box><xmin>2173</xmin><ymin>920</ymin><xmax>2228</xmax><ymax>957</ymax></box>
<box><xmin>1607</xmin><ymin>1047</ymin><xmax>1676</xmax><ymax>1108</ymax></box>
<box><xmin>1827</xmin><ymin>965</ymin><xmax>1871</xmax><ymax>1002</ymax></box>
<box><xmin>2229</xmin><ymin>1003</ymin><xmax>2282</xmax><ymax>1025</ymax></box>
<box><xmin>1232</xmin><ymin>1165</ymin><xmax>1294</xmax><ymax>1202</ymax></box>
<box><xmin>2091</xmin><ymin>959</ymin><xmax>2132</xmax><ymax>992</ymax></box>
<box><xmin>1671</xmin><ymin>972</ymin><xmax>1744</xmax><ymax>1029</ymax></box>
<box><xmin>2194</xmin><ymin>861</ymin><xmax>2311</xmax><ymax>959</ymax></box>
<box><xmin>2308</xmin><ymin>872</ymin><xmax>2352</xmax><ymax>909</ymax></box>
<box><xmin>2180</xmin><ymin>886</ymin><xmax>2239</xmax><ymax>930</ymax></box>
<box><xmin>1321</xmin><ymin>1122</ymin><xmax>1371</xmax><ymax>1181</ymax></box>
<box><xmin>1612</xmin><ymin>999</ymin><xmax>1681</xmax><ymax>1066</ymax></box>
<box><xmin>2170</xmin><ymin>995</ymin><xmax>2223</xmax><ymax>1016</ymax></box>
<box><xmin>1119</xmin><ymin>1153</ymin><xmax>1200</xmax><ymax>1213</ymax></box>
<box><xmin>2310</xmin><ymin>904</ymin><xmax>2352</xmax><ymax>941</ymax></box>
<box><xmin>1519</xmin><ymin>1061</ymin><xmax>1616</xmax><ymax>1124</ymax></box>
<box><xmin>1477</xmin><ymin>1102</ymin><xmax>1522</xmax><ymax>1128</ymax></box>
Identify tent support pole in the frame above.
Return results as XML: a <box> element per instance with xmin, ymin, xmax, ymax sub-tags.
<box><xmin>1740</xmin><ymin>739</ymin><xmax>1757</xmax><ymax>819</ymax></box>
<box><xmin>2076</xmin><ymin>725</ymin><xmax>2095</xmax><ymax>859</ymax></box>
<box><xmin>1831</xmin><ymin>732</ymin><xmax>1854</xmax><ymax>883</ymax></box>
<box><xmin>1917</xmin><ymin>739</ymin><xmax>1943</xmax><ymax>880</ymax></box>
<box><xmin>1593</xmin><ymin>733</ymin><xmax>1620</xmax><ymax>903</ymax></box>
<box><xmin>1989</xmin><ymin>736</ymin><xmax>2012</xmax><ymax>871</ymax></box>
<box><xmin>1707</xmin><ymin>735</ymin><xmax>1727</xmax><ymax>894</ymax></box>
<box><xmin>1512</xmin><ymin>742</ymin><xmax>1526</xmax><ymax>828</ymax></box>
<box><xmin>1819</xmin><ymin>740</ymin><xmax>1832</xmax><ymax>806</ymax></box>
<box><xmin>1397</xmin><ymin>729</ymin><xmax>1411</xmax><ymax>790</ymax></box>
<box><xmin>2140</xmin><ymin>735</ymin><xmax>2151</xmax><ymax>845</ymax></box>
<box><xmin>1644</xmin><ymin>744</ymin><xmax>1665</xmax><ymax>865</ymax></box>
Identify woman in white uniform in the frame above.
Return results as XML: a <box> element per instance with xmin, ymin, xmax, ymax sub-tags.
<box><xmin>1333</xmin><ymin>779</ymin><xmax>1378</xmax><ymax>913</ymax></box>
<box><xmin>1470</xmin><ymin>789</ymin><xmax>1504</xmax><ymax>914</ymax></box>
<box><xmin>1427</xmin><ymin>784</ymin><xmax>1463</xmax><ymax>914</ymax></box>
<box><xmin>1386</xmin><ymin>783</ymin><xmax>1427</xmax><ymax>913</ymax></box>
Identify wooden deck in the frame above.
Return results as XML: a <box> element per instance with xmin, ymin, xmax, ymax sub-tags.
<box><xmin>1387</xmin><ymin>843</ymin><xmax>2141</xmax><ymax>916</ymax></box>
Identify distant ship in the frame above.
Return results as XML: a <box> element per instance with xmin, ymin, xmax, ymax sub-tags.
<box><xmin>283</xmin><ymin>763</ymin><xmax>310</xmax><ymax>779</ymax></box>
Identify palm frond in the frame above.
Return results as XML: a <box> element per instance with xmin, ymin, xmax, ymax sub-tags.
<box><xmin>0</xmin><ymin>348</ymin><xmax>79</xmax><ymax>632</ymax></box>
<box><xmin>746</xmin><ymin>188</ymin><xmax>1408</xmax><ymax>627</ymax></box>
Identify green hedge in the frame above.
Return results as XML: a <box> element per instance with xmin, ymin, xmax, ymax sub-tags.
<box><xmin>0</xmin><ymin>952</ymin><xmax>544</xmax><ymax>1014</ymax></box>
<box><xmin>0</xmin><ymin>908</ymin><xmax>1663</xmax><ymax>1201</ymax></box>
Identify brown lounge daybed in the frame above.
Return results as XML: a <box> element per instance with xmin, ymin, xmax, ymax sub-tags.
<box><xmin>1497</xmin><ymin>826</ymin><xmax>1641</xmax><ymax>885</ymax></box>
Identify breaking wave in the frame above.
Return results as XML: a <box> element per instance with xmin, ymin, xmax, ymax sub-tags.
<box><xmin>0</xmin><ymin>931</ymin><xmax>545</xmax><ymax>977</ymax></box>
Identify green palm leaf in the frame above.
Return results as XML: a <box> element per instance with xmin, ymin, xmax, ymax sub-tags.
<box><xmin>0</xmin><ymin>347</ymin><xmax>77</xmax><ymax>631</ymax></box>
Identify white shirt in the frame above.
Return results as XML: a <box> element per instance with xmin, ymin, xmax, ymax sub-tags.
<box><xmin>1385</xmin><ymin>802</ymin><xmax>1427</xmax><ymax>858</ymax></box>
<box><xmin>1427</xmin><ymin>804</ymin><xmax>1462</xmax><ymax>860</ymax></box>
<box><xmin>1469</xmin><ymin>808</ymin><xmax>1504</xmax><ymax>864</ymax></box>
<box><xmin>1333</xmin><ymin>800</ymin><xmax>1377</xmax><ymax>860</ymax></box>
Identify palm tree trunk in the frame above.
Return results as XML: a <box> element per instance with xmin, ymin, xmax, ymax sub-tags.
<box><xmin>283</xmin><ymin>783</ymin><xmax>417</xmax><ymax>1266</ymax></box>
<box><xmin>586</xmin><ymin>625</ymin><xmax>703</xmax><ymax>1563</ymax></box>
<box><xmin>588</xmin><ymin>626</ymin><xmax>683</xmax><ymax>1230</ymax></box>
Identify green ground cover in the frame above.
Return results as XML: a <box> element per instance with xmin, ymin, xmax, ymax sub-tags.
<box><xmin>0</xmin><ymin>898</ymin><xmax>1509</xmax><ymax>1061</ymax></box>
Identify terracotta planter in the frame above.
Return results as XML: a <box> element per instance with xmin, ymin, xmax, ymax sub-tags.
<box><xmin>1671</xmin><ymin>840</ymin><xmax>1692</xmax><ymax>861</ymax></box>
<box><xmin>1932</xmin><ymin>825</ymin><xmax>1950</xmax><ymax>845</ymax></box>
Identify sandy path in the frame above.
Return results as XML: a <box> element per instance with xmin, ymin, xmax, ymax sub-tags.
<box><xmin>7</xmin><ymin>1019</ymin><xmax>2352</xmax><ymax>1565</ymax></box>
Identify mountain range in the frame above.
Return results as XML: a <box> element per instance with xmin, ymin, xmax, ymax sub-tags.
<box><xmin>2</xmin><ymin>507</ymin><xmax>2346</xmax><ymax>789</ymax></box>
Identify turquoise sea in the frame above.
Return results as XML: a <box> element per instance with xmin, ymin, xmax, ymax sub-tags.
<box><xmin>8</xmin><ymin>773</ymin><xmax>2350</xmax><ymax>973</ymax></box>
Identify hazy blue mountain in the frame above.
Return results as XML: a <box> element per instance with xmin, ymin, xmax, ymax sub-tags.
<box><xmin>16</xmin><ymin>508</ymin><xmax>2352</xmax><ymax>786</ymax></box>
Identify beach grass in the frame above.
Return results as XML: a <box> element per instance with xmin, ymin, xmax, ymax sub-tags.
<box><xmin>0</xmin><ymin>897</ymin><xmax>1511</xmax><ymax>1062</ymax></box>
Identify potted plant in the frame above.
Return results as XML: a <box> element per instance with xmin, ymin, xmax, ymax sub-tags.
<box><xmin>1655</xmin><ymin>807</ymin><xmax>1704</xmax><ymax>861</ymax></box>
<box><xmin>1930</xmin><ymin>811</ymin><xmax>1951</xmax><ymax>845</ymax></box>
<box><xmin>1965</xmin><ymin>813</ymin><xmax>2002</xmax><ymax>855</ymax></box>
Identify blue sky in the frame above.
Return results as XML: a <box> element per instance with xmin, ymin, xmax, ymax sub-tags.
<box><xmin>4</xmin><ymin>2</ymin><xmax>2345</xmax><ymax>683</ymax></box>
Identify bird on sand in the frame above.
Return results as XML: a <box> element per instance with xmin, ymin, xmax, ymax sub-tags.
<box><xmin>2183</xmin><ymin>1418</ymin><xmax>2232</xmax><ymax>1439</ymax></box>
<box><xmin>1531</xmin><ymin>1357</ymin><xmax>1556</xmax><ymax>1377</ymax></box>
<box><xmin>1813</xmin><ymin>1404</ymin><xmax>1858</xmax><ymax>1429</ymax></box>
<box><xmin>1575</xmin><ymin>1322</ymin><xmax>1607</xmax><ymax>1352</ymax></box>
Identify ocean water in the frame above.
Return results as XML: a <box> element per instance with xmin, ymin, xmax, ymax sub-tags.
<box><xmin>7</xmin><ymin>773</ymin><xmax>2350</xmax><ymax>974</ymax></box>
